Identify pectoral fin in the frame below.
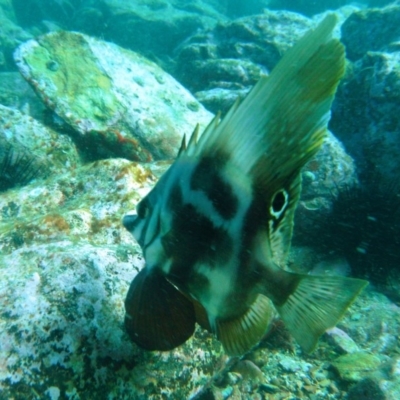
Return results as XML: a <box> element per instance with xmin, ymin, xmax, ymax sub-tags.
<box><xmin>124</xmin><ymin>268</ymin><xmax>196</xmax><ymax>351</ymax></box>
<box><xmin>216</xmin><ymin>294</ymin><xmax>276</xmax><ymax>356</ymax></box>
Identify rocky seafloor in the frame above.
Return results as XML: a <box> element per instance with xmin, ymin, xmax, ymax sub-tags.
<box><xmin>1</xmin><ymin>0</ymin><xmax>400</xmax><ymax>399</ymax></box>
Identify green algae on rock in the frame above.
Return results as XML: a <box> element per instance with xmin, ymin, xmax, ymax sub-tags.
<box><xmin>14</xmin><ymin>30</ymin><xmax>213</xmax><ymax>162</ymax></box>
<box><xmin>331</xmin><ymin>352</ymin><xmax>383</xmax><ymax>382</ymax></box>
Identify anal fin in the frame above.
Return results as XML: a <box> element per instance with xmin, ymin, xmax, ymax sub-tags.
<box><xmin>275</xmin><ymin>274</ymin><xmax>368</xmax><ymax>353</ymax></box>
<box><xmin>216</xmin><ymin>294</ymin><xmax>275</xmax><ymax>356</ymax></box>
<box><xmin>124</xmin><ymin>268</ymin><xmax>196</xmax><ymax>351</ymax></box>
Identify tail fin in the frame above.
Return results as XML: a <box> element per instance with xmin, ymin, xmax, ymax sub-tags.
<box><xmin>275</xmin><ymin>274</ymin><xmax>368</xmax><ymax>353</ymax></box>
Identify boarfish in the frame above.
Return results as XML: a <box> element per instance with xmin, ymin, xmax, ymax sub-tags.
<box><xmin>122</xmin><ymin>15</ymin><xmax>368</xmax><ymax>356</ymax></box>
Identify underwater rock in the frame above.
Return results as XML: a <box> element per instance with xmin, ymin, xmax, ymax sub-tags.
<box><xmin>175</xmin><ymin>9</ymin><xmax>313</xmax><ymax>93</ymax></box>
<box><xmin>12</xmin><ymin>1</ymin><xmax>226</xmax><ymax>63</ymax></box>
<box><xmin>267</xmin><ymin>0</ymin><xmax>394</xmax><ymax>17</ymax></box>
<box><xmin>0</xmin><ymin>157</ymin><xmax>227</xmax><ymax>398</ymax></box>
<box><xmin>293</xmin><ymin>130</ymin><xmax>357</xmax><ymax>242</ymax></box>
<box><xmin>341</xmin><ymin>5</ymin><xmax>400</xmax><ymax>62</ymax></box>
<box><xmin>0</xmin><ymin>104</ymin><xmax>79</xmax><ymax>177</ymax></box>
<box><xmin>347</xmin><ymin>377</ymin><xmax>388</xmax><ymax>400</ymax></box>
<box><xmin>97</xmin><ymin>0</ymin><xmax>224</xmax><ymax>58</ymax></box>
<box><xmin>347</xmin><ymin>373</ymin><xmax>400</xmax><ymax>400</ymax></box>
<box><xmin>331</xmin><ymin>352</ymin><xmax>383</xmax><ymax>382</ymax></box>
<box><xmin>0</xmin><ymin>1</ymin><xmax>31</xmax><ymax>71</ymax></box>
<box><xmin>296</xmin><ymin>177</ymin><xmax>400</xmax><ymax>287</ymax></box>
<box><xmin>230</xmin><ymin>360</ymin><xmax>265</xmax><ymax>383</ymax></box>
<box><xmin>0</xmin><ymin>71</ymin><xmax>46</xmax><ymax>119</ymax></box>
<box><xmin>326</xmin><ymin>327</ymin><xmax>360</xmax><ymax>354</ymax></box>
<box><xmin>339</xmin><ymin>291</ymin><xmax>400</xmax><ymax>356</ymax></box>
<box><xmin>218</xmin><ymin>0</ymin><xmax>271</xmax><ymax>18</ymax></box>
<box><xmin>194</xmin><ymin>87</ymin><xmax>249</xmax><ymax>115</ymax></box>
<box><xmin>0</xmin><ymin>158</ymin><xmax>156</xmax><ymax>250</ymax></box>
<box><xmin>12</xmin><ymin>0</ymin><xmax>80</xmax><ymax>30</ymax></box>
<box><xmin>330</xmin><ymin>50</ymin><xmax>400</xmax><ymax>182</ymax></box>
<box><xmin>278</xmin><ymin>354</ymin><xmax>312</xmax><ymax>373</ymax></box>
<box><xmin>0</xmin><ymin>240</ymin><xmax>225</xmax><ymax>399</ymax></box>
<box><xmin>14</xmin><ymin>30</ymin><xmax>213</xmax><ymax>162</ymax></box>
<box><xmin>0</xmin><ymin>141</ymin><xmax>46</xmax><ymax>192</ymax></box>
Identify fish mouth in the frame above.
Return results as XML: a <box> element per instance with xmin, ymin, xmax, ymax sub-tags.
<box><xmin>122</xmin><ymin>213</ymin><xmax>137</xmax><ymax>232</ymax></box>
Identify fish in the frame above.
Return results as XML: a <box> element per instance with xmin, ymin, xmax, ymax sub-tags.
<box><xmin>122</xmin><ymin>14</ymin><xmax>368</xmax><ymax>356</ymax></box>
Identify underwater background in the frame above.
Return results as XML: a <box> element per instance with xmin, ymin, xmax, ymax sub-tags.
<box><xmin>0</xmin><ymin>0</ymin><xmax>400</xmax><ymax>399</ymax></box>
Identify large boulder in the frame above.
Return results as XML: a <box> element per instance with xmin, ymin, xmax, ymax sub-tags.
<box><xmin>341</xmin><ymin>5</ymin><xmax>400</xmax><ymax>62</ymax></box>
<box><xmin>175</xmin><ymin>10</ymin><xmax>313</xmax><ymax>96</ymax></box>
<box><xmin>14</xmin><ymin>31</ymin><xmax>213</xmax><ymax>162</ymax></box>
<box><xmin>331</xmin><ymin>50</ymin><xmax>400</xmax><ymax>181</ymax></box>
<box><xmin>0</xmin><ymin>103</ymin><xmax>80</xmax><ymax>191</ymax></box>
<box><xmin>0</xmin><ymin>0</ymin><xmax>31</xmax><ymax>71</ymax></box>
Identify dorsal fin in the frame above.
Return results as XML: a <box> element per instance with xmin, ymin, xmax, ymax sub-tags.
<box><xmin>186</xmin><ymin>123</ymin><xmax>200</xmax><ymax>152</ymax></box>
<box><xmin>184</xmin><ymin>112</ymin><xmax>222</xmax><ymax>157</ymax></box>
<box><xmin>189</xmin><ymin>15</ymin><xmax>344</xmax><ymax>192</ymax></box>
<box><xmin>177</xmin><ymin>134</ymin><xmax>187</xmax><ymax>157</ymax></box>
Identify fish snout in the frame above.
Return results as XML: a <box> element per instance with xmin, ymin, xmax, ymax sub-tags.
<box><xmin>122</xmin><ymin>213</ymin><xmax>138</xmax><ymax>232</ymax></box>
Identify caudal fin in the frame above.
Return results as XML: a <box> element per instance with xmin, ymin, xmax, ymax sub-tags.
<box><xmin>275</xmin><ymin>274</ymin><xmax>368</xmax><ymax>353</ymax></box>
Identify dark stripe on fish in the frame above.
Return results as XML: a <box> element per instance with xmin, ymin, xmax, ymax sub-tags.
<box><xmin>163</xmin><ymin>184</ymin><xmax>234</xmax><ymax>274</ymax></box>
<box><xmin>190</xmin><ymin>156</ymin><xmax>238</xmax><ymax>220</ymax></box>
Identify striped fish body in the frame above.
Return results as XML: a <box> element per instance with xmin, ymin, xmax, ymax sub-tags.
<box><xmin>123</xmin><ymin>15</ymin><xmax>368</xmax><ymax>356</ymax></box>
<box><xmin>127</xmin><ymin>150</ymin><xmax>261</xmax><ymax>318</ymax></box>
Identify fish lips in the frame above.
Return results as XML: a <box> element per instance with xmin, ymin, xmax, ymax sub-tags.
<box><xmin>122</xmin><ymin>213</ymin><xmax>137</xmax><ymax>232</ymax></box>
<box><xmin>122</xmin><ymin>213</ymin><xmax>145</xmax><ymax>247</ymax></box>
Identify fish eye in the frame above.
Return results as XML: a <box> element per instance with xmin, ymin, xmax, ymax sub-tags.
<box><xmin>270</xmin><ymin>189</ymin><xmax>288</xmax><ymax>218</ymax></box>
<box><xmin>136</xmin><ymin>200</ymin><xmax>149</xmax><ymax>219</ymax></box>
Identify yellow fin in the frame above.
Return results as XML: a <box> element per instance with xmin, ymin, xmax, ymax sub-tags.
<box><xmin>216</xmin><ymin>294</ymin><xmax>275</xmax><ymax>356</ymax></box>
<box><xmin>192</xmin><ymin>15</ymin><xmax>345</xmax><ymax>189</ymax></box>
<box><xmin>275</xmin><ymin>274</ymin><xmax>368</xmax><ymax>353</ymax></box>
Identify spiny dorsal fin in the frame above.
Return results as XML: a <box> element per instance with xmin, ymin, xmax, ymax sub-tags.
<box><xmin>187</xmin><ymin>123</ymin><xmax>200</xmax><ymax>151</ymax></box>
<box><xmin>190</xmin><ymin>15</ymin><xmax>344</xmax><ymax>191</ymax></box>
<box><xmin>177</xmin><ymin>134</ymin><xmax>187</xmax><ymax>157</ymax></box>
<box><xmin>179</xmin><ymin>114</ymin><xmax>221</xmax><ymax>158</ymax></box>
<box><xmin>185</xmin><ymin>112</ymin><xmax>222</xmax><ymax>157</ymax></box>
<box><xmin>216</xmin><ymin>294</ymin><xmax>275</xmax><ymax>356</ymax></box>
